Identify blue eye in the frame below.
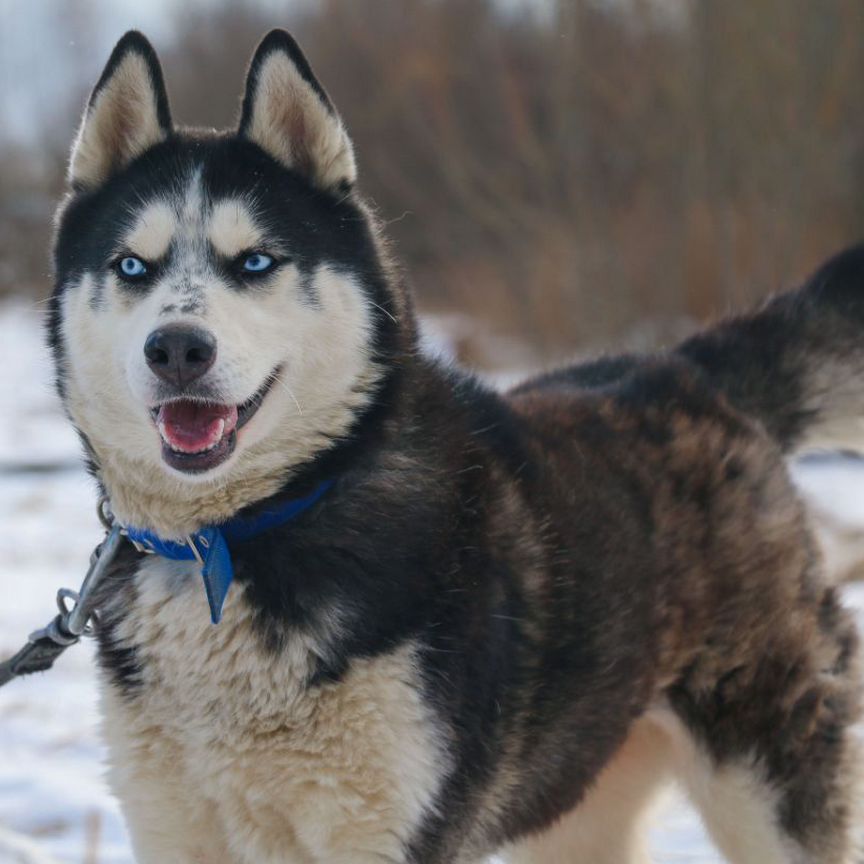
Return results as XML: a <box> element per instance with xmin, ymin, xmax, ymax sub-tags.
<box><xmin>118</xmin><ymin>256</ymin><xmax>147</xmax><ymax>278</ymax></box>
<box><xmin>242</xmin><ymin>253</ymin><xmax>274</xmax><ymax>273</ymax></box>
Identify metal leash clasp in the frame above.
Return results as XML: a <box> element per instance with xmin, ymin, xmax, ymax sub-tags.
<box><xmin>127</xmin><ymin>536</ymin><xmax>156</xmax><ymax>555</ymax></box>
<box><xmin>105</xmin><ymin>497</ymin><xmax>156</xmax><ymax>556</ymax></box>
<box><xmin>0</xmin><ymin>496</ymin><xmax>127</xmax><ymax>687</ymax></box>
<box><xmin>185</xmin><ymin>534</ymin><xmax>206</xmax><ymax>566</ymax></box>
<box><xmin>30</xmin><ymin>497</ymin><xmax>123</xmax><ymax>644</ymax></box>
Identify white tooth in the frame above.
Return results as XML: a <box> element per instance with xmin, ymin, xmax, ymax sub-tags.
<box><xmin>204</xmin><ymin>420</ymin><xmax>225</xmax><ymax>452</ymax></box>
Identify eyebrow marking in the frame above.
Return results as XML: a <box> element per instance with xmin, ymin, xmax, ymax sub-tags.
<box><xmin>123</xmin><ymin>201</ymin><xmax>177</xmax><ymax>261</ymax></box>
<box><xmin>208</xmin><ymin>199</ymin><xmax>263</xmax><ymax>259</ymax></box>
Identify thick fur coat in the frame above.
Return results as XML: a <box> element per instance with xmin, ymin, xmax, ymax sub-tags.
<box><xmin>48</xmin><ymin>30</ymin><xmax>862</xmax><ymax>864</ymax></box>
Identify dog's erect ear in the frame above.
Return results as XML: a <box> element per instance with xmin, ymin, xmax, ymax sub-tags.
<box><xmin>238</xmin><ymin>30</ymin><xmax>356</xmax><ymax>191</ymax></box>
<box><xmin>69</xmin><ymin>31</ymin><xmax>172</xmax><ymax>190</ymax></box>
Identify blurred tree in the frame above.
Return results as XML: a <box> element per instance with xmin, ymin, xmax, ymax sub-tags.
<box><xmin>1</xmin><ymin>0</ymin><xmax>863</xmax><ymax>367</ymax></box>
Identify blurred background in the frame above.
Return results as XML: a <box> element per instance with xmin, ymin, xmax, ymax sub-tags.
<box><xmin>4</xmin><ymin>0</ymin><xmax>864</xmax><ymax>365</ymax></box>
<box><xmin>0</xmin><ymin>1</ymin><xmax>863</xmax><ymax>862</ymax></box>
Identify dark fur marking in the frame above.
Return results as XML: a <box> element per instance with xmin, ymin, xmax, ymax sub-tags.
<box><xmin>91</xmin><ymin>540</ymin><xmax>146</xmax><ymax>695</ymax></box>
<box><xmin>296</xmin><ymin>263</ymin><xmax>319</xmax><ymax>303</ymax></box>
<box><xmin>509</xmin><ymin>353</ymin><xmax>641</xmax><ymax>395</ymax></box>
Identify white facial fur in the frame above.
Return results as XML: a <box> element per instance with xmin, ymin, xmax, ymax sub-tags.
<box><xmin>60</xmin><ymin>173</ymin><xmax>381</xmax><ymax>537</ymax></box>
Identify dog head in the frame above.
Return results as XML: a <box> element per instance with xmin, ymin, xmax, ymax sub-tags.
<box><xmin>50</xmin><ymin>31</ymin><xmax>410</xmax><ymax>536</ymax></box>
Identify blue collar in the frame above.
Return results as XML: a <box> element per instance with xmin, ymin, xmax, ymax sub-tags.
<box><xmin>123</xmin><ymin>480</ymin><xmax>334</xmax><ymax>624</ymax></box>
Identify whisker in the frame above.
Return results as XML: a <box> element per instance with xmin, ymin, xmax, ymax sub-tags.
<box><xmin>273</xmin><ymin>372</ymin><xmax>304</xmax><ymax>416</ymax></box>
<box><xmin>384</xmin><ymin>210</ymin><xmax>412</xmax><ymax>226</ymax></box>
<box><xmin>369</xmin><ymin>301</ymin><xmax>398</xmax><ymax>325</ymax></box>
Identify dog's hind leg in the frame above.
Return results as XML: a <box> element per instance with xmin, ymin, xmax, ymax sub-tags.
<box><xmin>668</xmin><ymin>587</ymin><xmax>863</xmax><ymax>864</ymax></box>
<box><xmin>503</xmin><ymin>711</ymin><xmax>679</xmax><ymax>864</ymax></box>
<box><xmin>670</xmin><ymin>734</ymin><xmax>811</xmax><ymax>863</ymax></box>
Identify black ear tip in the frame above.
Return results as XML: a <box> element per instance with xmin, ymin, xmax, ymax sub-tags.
<box><xmin>244</xmin><ymin>28</ymin><xmax>330</xmax><ymax>113</ymax></box>
<box><xmin>255</xmin><ymin>28</ymin><xmax>303</xmax><ymax>57</ymax></box>
<box><xmin>112</xmin><ymin>30</ymin><xmax>159</xmax><ymax>64</ymax></box>
<box><xmin>250</xmin><ymin>29</ymin><xmax>312</xmax><ymax>78</ymax></box>
<box><xmin>98</xmin><ymin>30</ymin><xmax>161</xmax><ymax>89</ymax></box>
<box><xmin>90</xmin><ymin>30</ymin><xmax>171</xmax><ymax>129</ymax></box>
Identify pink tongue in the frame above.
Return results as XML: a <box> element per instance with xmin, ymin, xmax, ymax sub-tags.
<box><xmin>157</xmin><ymin>401</ymin><xmax>239</xmax><ymax>454</ymax></box>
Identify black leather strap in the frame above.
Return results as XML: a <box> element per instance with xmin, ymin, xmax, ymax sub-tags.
<box><xmin>0</xmin><ymin>617</ymin><xmax>78</xmax><ymax>687</ymax></box>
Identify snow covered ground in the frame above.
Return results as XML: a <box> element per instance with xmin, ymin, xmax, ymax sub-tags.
<box><xmin>0</xmin><ymin>302</ymin><xmax>128</xmax><ymax>864</ymax></box>
<box><xmin>0</xmin><ymin>300</ymin><xmax>862</xmax><ymax>864</ymax></box>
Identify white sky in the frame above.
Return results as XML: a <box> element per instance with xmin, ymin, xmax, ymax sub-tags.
<box><xmin>0</xmin><ymin>0</ymin><xmax>177</xmax><ymax>143</ymax></box>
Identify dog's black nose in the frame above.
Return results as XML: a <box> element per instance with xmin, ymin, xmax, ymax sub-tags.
<box><xmin>144</xmin><ymin>327</ymin><xmax>216</xmax><ymax>387</ymax></box>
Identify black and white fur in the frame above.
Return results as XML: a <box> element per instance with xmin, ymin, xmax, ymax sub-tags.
<box><xmin>49</xmin><ymin>30</ymin><xmax>862</xmax><ymax>864</ymax></box>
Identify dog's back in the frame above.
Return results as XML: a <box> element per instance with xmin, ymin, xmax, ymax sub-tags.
<box><xmin>497</xmin><ymin>249</ymin><xmax>864</xmax><ymax>861</ymax></box>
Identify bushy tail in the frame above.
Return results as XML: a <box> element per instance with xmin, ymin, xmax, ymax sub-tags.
<box><xmin>676</xmin><ymin>243</ymin><xmax>864</xmax><ymax>456</ymax></box>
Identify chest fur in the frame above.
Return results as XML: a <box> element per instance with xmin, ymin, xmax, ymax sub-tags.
<box><xmin>100</xmin><ymin>556</ymin><xmax>448</xmax><ymax>864</ymax></box>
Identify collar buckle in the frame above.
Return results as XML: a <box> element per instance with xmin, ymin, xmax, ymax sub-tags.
<box><xmin>185</xmin><ymin>534</ymin><xmax>206</xmax><ymax>567</ymax></box>
<box><xmin>126</xmin><ymin>535</ymin><xmax>156</xmax><ymax>555</ymax></box>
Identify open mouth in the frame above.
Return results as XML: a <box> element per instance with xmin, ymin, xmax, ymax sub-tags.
<box><xmin>150</xmin><ymin>370</ymin><xmax>278</xmax><ymax>473</ymax></box>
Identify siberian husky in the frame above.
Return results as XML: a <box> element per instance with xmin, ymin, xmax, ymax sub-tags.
<box><xmin>49</xmin><ymin>29</ymin><xmax>862</xmax><ymax>864</ymax></box>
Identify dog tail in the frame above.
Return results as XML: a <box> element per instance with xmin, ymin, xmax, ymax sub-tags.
<box><xmin>675</xmin><ymin>243</ymin><xmax>864</xmax><ymax>456</ymax></box>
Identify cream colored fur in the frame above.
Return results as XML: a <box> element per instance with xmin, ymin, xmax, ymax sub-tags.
<box><xmin>682</xmin><ymin>761</ymin><xmax>807</xmax><ymax>864</ymax></box>
<box><xmin>243</xmin><ymin>51</ymin><xmax>356</xmax><ymax>190</ymax></box>
<box><xmin>100</xmin><ymin>556</ymin><xmax>447</xmax><ymax>864</ymax></box>
<box><xmin>504</xmin><ymin>707</ymin><xmax>821</xmax><ymax>864</ymax></box>
<box><xmin>69</xmin><ymin>51</ymin><xmax>167</xmax><ymax>188</ymax></box>
<box><xmin>208</xmin><ymin>199</ymin><xmax>265</xmax><ymax>258</ymax></box>
<box><xmin>124</xmin><ymin>202</ymin><xmax>177</xmax><ymax>261</ymax></box>
<box><xmin>795</xmin><ymin>358</ymin><xmax>864</xmax><ymax>455</ymax></box>
<box><xmin>504</xmin><ymin>712</ymin><xmax>677</xmax><ymax>864</ymax></box>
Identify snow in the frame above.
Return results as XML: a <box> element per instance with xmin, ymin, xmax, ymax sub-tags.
<box><xmin>0</xmin><ymin>301</ymin><xmax>862</xmax><ymax>864</ymax></box>
<box><xmin>0</xmin><ymin>302</ymin><xmax>128</xmax><ymax>864</ymax></box>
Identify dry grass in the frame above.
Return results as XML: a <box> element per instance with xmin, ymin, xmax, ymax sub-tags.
<box><xmin>2</xmin><ymin>0</ymin><xmax>864</xmax><ymax>364</ymax></box>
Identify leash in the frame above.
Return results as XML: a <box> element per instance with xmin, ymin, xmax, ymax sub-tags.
<box><xmin>0</xmin><ymin>498</ymin><xmax>122</xmax><ymax>688</ymax></box>
<box><xmin>0</xmin><ymin>480</ymin><xmax>334</xmax><ymax>686</ymax></box>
